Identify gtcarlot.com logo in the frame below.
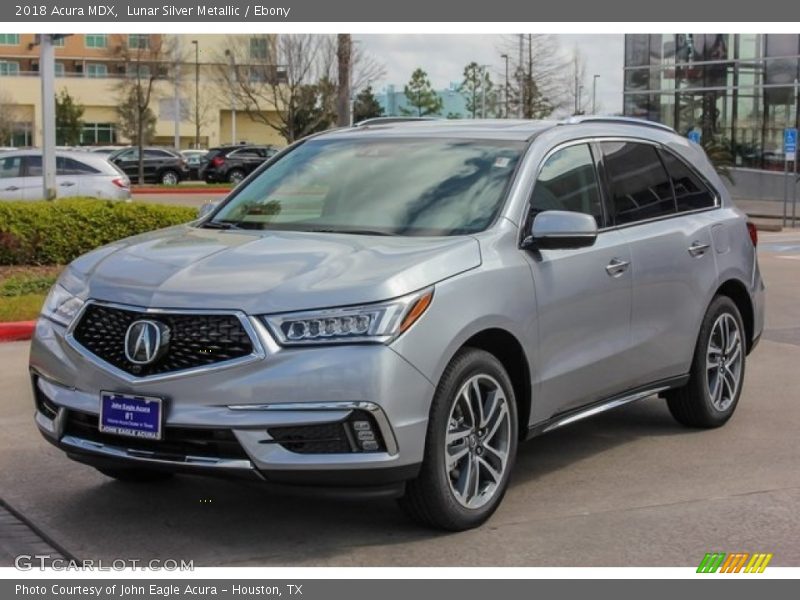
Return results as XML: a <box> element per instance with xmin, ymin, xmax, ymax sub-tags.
<box><xmin>697</xmin><ymin>552</ymin><xmax>773</xmax><ymax>573</ymax></box>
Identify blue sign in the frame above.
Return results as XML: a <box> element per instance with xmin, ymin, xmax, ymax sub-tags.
<box><xmin>100</xmin><ymin>392</ymin><xmax>163</xmax><ymax>440</ymax></box>
<box><xmin>784</xmin><ymin>128</ymin><xmax>798</xmax><ymax>154</ymax></box>
<box><xmin>688</xmin><ymin>130</ymin><xmax>701</xmax><ymax>144</ymax></box>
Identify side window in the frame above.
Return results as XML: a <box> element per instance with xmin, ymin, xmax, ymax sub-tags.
<box><xmin>658</xmin><ymin>149</ymin><xmax>716</xmax><ymax>212</ymax></box>
<box><xmin>144</xmin><ymin>149</ymin><xmax>169</xmax><ymax>158</ymax></box>
<box><xmin>24</xmin><ymin>155</ymin><xmax>43</xmax><ymax>177</ymax></box>
<box><xmin>57</xmin><ymin>157</ymin><xmax>100</xmax><ymax>175</ymax></box>
<box><xmin>0</xmin><ymin>156</ymin><xmax>22</xmax><ymax>179</ymax></box>
<box><xmin>599</xmin><ymin>141</ymin><xmax>675</xmax><ymax>225</ymax></box>
<box><xmin>531</xmin><ymin>144</ymin><xmax>604</xmax><ymax>226</ymax></box>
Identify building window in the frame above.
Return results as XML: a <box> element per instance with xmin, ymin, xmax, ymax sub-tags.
<box><xmin>126</xmin><ymin>64</ymin><xmax>151</xmax><ymax>79</ymax></box>
<box><xmin>52</xmin><ymin>36</ymin><xmax>65</xmax><ymax>47</ymax></box>
<box><xmin>54</xmin><ymin>62</ymin><xmax>65</xmax><ymax>77</ymax></box>
<box><xmin>0</xmin><ymin>34</ymin><xmax>20</xmax><ymax>46</ymax></box>
<box><xmin>86</xmin><ymin>63</ymin><xmax>108</xmax><ymax>78</ymax></box>
<box><xmin>0</xmin><ymin>61</ymin><xmax>20</xmax><ymax>76</ymax></box>
<box><xmin>85</xmin><ymin>34</ymin><xmax>107</xmax><ymax>49</ymax></box>
<box><xmin>80</xmin><ymin>122</ymin><xmax>118</xmax><ymax>145</ymax></box>
<box><xmin>128</xmin><ymin>34</ymin><xmax>149</xmax><ymax>50</ymax></box>
<box><xmin>250</xmin><ymin>37</ymin><xmax>269</xmax><ymax>60</ymax></box>
<box><xmin>9</xmin><ymin>122</ymin><xmax>33</xmax><ymax>147</ymax></box>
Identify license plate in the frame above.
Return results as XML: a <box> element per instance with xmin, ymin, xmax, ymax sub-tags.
<box><xmin>99</xmin><ymin>392</ymin><xmax>163</xmax><ymax>440</ymax></box>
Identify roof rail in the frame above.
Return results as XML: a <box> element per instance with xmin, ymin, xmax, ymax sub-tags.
<box><xmin>354</xmin><ymin>116</ymin><xmax>439</xmax><ymax>127</ymax></box>
<box><xmin>559</xmin><ymin>116</ymin><xmax>676</xmax><ymax>133</ymax></box>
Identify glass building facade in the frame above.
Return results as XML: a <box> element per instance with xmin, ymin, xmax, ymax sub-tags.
<box><xmin>623</xmin><ymin>34</ymin><xmax>800</xmax><ymax>171</ymax></box>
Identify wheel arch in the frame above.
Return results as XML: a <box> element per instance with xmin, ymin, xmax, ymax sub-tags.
<box><xmin>460</xmin><ymin>328</ymin><xmax>532</xmax><ymax>441</ymax></box>
<box><xmin>714</xmin><ymin>278</ymin><xmax>755</xmax><ymax>353</ymax></box>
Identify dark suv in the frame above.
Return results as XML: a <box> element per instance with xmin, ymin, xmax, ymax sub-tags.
<box><xmin>108</xmin><ymin>147</ymin><xmax>190</xmax><ymax>185</ymax></box>
<box><xmin>201</xmin><ymin>145</ymin><xmax>279</xmax><ymax>184</ymax></box>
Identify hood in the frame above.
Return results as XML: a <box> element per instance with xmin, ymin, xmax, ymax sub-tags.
<box><xmin>68</xmin><ymin>226</ymin><xmax>481</xmax><ymax>314</ymax></box>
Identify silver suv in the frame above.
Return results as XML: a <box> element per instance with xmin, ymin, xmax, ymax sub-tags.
<box><xmin>30</xmin><ymin>117</ymin><xmax>764</xmax><ymax>530</ymax></box>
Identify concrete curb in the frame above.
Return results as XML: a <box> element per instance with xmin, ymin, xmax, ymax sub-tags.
<box><xmin>132</xmin><ymin>187</ymin><xmax>231</xmax><ymax>195</ymax></box>
<box><xmin>0</xmin><ymin>321</ymin><xmax>36</xmax><ymax>342</ymax></box>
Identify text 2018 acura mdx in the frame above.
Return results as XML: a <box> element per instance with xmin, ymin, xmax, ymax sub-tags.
<box><xmin>31</xmin><ymin>117</ymin><xmax>764</xmax><ymax>530</ymax></box>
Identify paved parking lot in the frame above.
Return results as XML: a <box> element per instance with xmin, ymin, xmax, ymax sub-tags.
<box><xmin>1</xmin><ymin>231</ymin><xmax>799</xmax><ymax>567</ymax></box>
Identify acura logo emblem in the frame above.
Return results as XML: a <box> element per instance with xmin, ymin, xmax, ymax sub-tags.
<box><xmin>124</xmin><ymin>320</ymin><xmax>170</xmax><ymax>365</ymax></box>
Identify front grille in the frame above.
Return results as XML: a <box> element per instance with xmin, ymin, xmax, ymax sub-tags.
<box><xmin>267</xmin><ymin>410</ymin><xmax>386</xmax><ymax>454</ymax></box>
<box><xmin>64</xmin><ymin>410</ymin><xmax>249</xmax><ymax>460</ymax></box>
<box><xmin>72</xmin><ymin>304</ymin><xmax>254</xmax><ymax>377</ymax></box>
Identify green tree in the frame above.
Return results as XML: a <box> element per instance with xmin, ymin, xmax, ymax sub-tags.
<box><xmin>55</xmin><ymin>89</ymin><xmax>84</xmax><ymax>146</ymax></box>
<box><xmin>401</xmin><ymin>68</ymin><xmax>443</xmax><ymax>117</ymax></box>
<box><xmin>459</xmin><ymin>62</ymin><xmax>494</xmax><ymax>118</ymax></box>
<box><xmin>290</xmin><ymin>78</ymin><xmax>338</xmax><ymax>138</ymax></box>
<box><xmin>116</xmin><ymin>88</ymin><xmax>156</xmax><ymax>146</ymax></box>
<box><xmin>353</xmin><ymin>85</ymin><xmax>384</xmax><ymax>122</ymax></box>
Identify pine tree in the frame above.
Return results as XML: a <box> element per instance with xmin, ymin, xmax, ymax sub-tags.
<box><xmin>459</xmin><ymin>62</ymin><xmax>494</xmax><ymax>118</ymax></box>
<box><xmin>401</xmin><ymin>68</ymin><xmax>443</xmax><ymax>117</ymax></box>
<box><xmin>55</xmin><ymin>89</ymin><xmax>85</xmax><ymax>146</ymax></box>
<box><xmin>353</xmin><ymin>85</ymin><xmax>384</xmax><ymax>122</ymax></box>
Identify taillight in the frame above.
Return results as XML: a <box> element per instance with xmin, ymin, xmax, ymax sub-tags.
<box><xmin>112</xmin><ymin>177</ymin><xmax>129</xmax><ymax>189</ymax></box>
<box><xmin>211</xmin><ymin>156</ymin><xmax>225</xmax><ymax>167</ymax></box>
<box><xmin>746</xmin><ymin>222</ymin><xmax>758</xmax><ymax>247</ymax></box>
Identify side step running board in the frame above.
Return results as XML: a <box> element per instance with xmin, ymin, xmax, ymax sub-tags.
<box><xmin>526</xmin><ymin>377</ymin><xmax>687</xmax><ymax>439</ymax></box>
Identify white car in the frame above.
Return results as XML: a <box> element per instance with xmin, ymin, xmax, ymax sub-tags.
<box><xmin>0</xmin><ymin>150</ymin><xmax>131</xmax><ymax>201</ymax></box>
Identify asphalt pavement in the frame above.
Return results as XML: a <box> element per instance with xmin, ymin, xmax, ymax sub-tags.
<box><xmin>1</xmin><ymin>231</ymin><xmax>799</xmax><ymax>567</ymax></box>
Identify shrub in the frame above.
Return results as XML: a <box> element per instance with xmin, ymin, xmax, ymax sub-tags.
<box><xmin>0</xmin><ymin>199</ymin><xmax>197</xmax><ymax>265</ymax></box>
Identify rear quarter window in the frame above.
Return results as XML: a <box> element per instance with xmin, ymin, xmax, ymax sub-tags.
<box><xmin>658</xmin><ymin>149</ymin><xmax>717</xmax><ymax>212</ymax></box>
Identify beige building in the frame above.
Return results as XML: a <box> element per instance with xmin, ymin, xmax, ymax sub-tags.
<box><xmin>0</xmin><ymin>33</ymin><xmax>285</xmax><ymax>149</ymax></box>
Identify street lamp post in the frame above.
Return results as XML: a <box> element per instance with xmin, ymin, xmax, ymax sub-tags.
<box><xmin>501</xmin><ymin>54</ymin><xmax>509</xmax><ymax>118</ymax></box>
<box><xmin>592</xmin><ymin>74</ymin><xmax>600</xmax><ymax>115</ymax></box>
<box><xmin>40</xmin><ymin>34</ymin><xmax>56</xmax><ymax>200</ymax></box>
<box><xmin>191</xmin><ymin>39</ymin><xmax>199</xmax><ymax>148</ymax></box>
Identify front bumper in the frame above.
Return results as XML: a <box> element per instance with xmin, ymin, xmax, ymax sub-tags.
<box><xmin>30</xmin><ymin>316</ymin><xmax>432</xmax><ymax>487</ymax></box>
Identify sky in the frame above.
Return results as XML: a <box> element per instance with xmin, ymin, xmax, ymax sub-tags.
<box><xmin>354</xmin><ymin>34</ymin><xmax>624</xmax><ymax>115</ymax></box>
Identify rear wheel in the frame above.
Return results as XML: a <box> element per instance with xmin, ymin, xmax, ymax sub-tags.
<box><xmin>665</xmin><ymin>295</ymin><xmax>746</xmax><ymax>428</ymax></box>
<box><xmin>96</xmin><ymin>467</ymin><xmax>174</xmax><ymax>483</ymax></box>
<box><xmin>398</xmin><ymin>348</ymin><xmax>518</xmax><ymax>530</ymax></box>
<box><xmin>227</xmin><ymin>169</ymin><xmax>245</xmax><ymax>185</ymax></box>
<box><xmin>160</xmin><ymin>169</ymin><xmax>179</xmax><ymax>185</ymax></box>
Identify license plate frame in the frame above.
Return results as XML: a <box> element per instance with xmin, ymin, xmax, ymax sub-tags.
<box><xmin>99</xmin><ymin>391</ymin><xmax>164</xmax><ymax>441</ymax></box>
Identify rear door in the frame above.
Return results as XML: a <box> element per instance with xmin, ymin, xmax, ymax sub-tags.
<box><xmin>58</xmin><ymin>156</ymin><xmax>102</xmax><ymax>197</ymax></box>
<box><xmin>233</xmin><ymin>147</ymin><xmax>267</xmax><ymax>174</ymax></box>
<box><xmin>522</xmin><ymin>142</ymin><xmax>634</xmax><ymax>421</ymax></box>
<box><xmin>0</xmin><ymin>155</ymin><xmax>25</xmax><ymax>200</ymax></box>
<box><xmin>598</xmin><ymin>140</ymin><xmax>717</xmax><ymax>387</ymax></box>
<box><xmin>111</xmin><ymin>148</ymin><xmax>139</xmax><ymax>178</ymax></box>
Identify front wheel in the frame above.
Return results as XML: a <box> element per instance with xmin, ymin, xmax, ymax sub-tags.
<box><xmin>665</xmin><ymin>295</ymin><xmax>746</xmax><ymax>428</ymax></box>
<box><xmin>160</xmin><ymin>170</ymin><xmax>179</xmax><ymax>185</ymax></box>
<box><xmin>227</xmin><ymin>169</ymin><xmax>245</xmax><ymax>185</ymax></box>
<box><xmin>398</xmin><ymin>348</ymin><xmax>518</xmax><ymax>530</ymax></box>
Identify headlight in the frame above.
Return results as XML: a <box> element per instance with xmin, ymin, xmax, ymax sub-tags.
<box><xmin>41</xmin><ymin>284</ymin><xmax>85</xmax><ymax>327</ymax></box>
<box><xmin>263</xmin><ymin>288</ymin><xmax>433</xmax><ymax>346</ymax></box>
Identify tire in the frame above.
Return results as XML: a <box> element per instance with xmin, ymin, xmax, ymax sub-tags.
<box><xmin>398</xmin><ymin>348</ymin><xmax>518</xmax><ymax>531</ymax></box>
<box><xmin>96</xmin><ymin>467</ymin><xmax>175</xmax><ymax>483</ymax></box>
<box><xmin>665</xmin><ymin>295</ymin><xmax>747</xmax><ymax>428</ymax></box>
<box><xmin>227</xmin><ymin>169</ymin><xmax>245</xmax><ymax>184</ymax></box>
<box><xmin>160</xmin><ymin>170</ymin><xmax>179</xmax><ymax>185</ymax></box>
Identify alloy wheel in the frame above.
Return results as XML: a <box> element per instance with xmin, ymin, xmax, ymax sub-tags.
<box><xmin>444</xmin><ymin>374</ymin><xmax>512</xmax><ymax>509</ymax></box>
<box><xmin>706</xmin><ymin>313</ymin><xmax>743</xmax><ymax>412</ymax></box>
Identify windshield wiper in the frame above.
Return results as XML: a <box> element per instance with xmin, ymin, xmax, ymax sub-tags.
<box><xmin>199</xmin><ymin>221</ymin><xmax>241</xmax><ymax>230</ymax></box>
<box><xmin>305</xmin><ymin>228</ymin><xmax>393</xmax><ymax>236</ymax></box>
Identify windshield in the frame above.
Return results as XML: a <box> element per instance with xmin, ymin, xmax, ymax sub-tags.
<box><xmin>208</xmin><ymin>137</ymin><xmax>524</xmax><ymax>236</ymax></box>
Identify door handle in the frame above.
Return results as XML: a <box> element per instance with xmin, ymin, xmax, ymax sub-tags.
<box><xmin>688</xmin><ymin>241</ymin><xmax>710</xmax><ymax>257</ymax></box>
<box><xmin>605</xmin><ymin>257</ymin><xmax>630</xmax><ymax>277</ymax></box>
<box><xmin>3</xmin><ymin>186</ymin><xmax>20</xmax><ymax>191</ymax></box>
<box><xmin>59</xmin><ymin>181</ymin><xmax>76</xmax><ymax>187</ymax></box>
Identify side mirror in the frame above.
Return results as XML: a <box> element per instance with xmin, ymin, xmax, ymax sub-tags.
<box><xmin>523</xmin><ymin>210</ymin><xmax>598</xmax><ymax>250</ymax></box>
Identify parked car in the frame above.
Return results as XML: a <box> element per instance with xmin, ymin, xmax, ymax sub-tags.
<box><xmin>200</xmin><ymin>144</ymin><xmax>279</xmax><ymax>184</ymax></box>
<box><xmin>31</xmin><ymin>117</ymin><xmax>764</xmax><ymax>531</ymax></box>
<box><xmin>0</xmin><ymin>149</ymin><xmax>130</xmax><ymax>201</ymax></box>
<box><xmin>108</xmin><ymin>147</ymin><xmax>189</xmax><ymax>185</ymax></box>
<box><xmin>180</xmin><ymin>149</ymin><xmax>208</xmax><ymax>180</ymax></box>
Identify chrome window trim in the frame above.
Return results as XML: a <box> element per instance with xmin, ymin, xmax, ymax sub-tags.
<box><xmin>65</xmin><ymin>300</ymin><xmax>267</xmax><ymax>384</ymax></box>
<box><xmin>518</xmin><ymin>135</ymin><xmax>722</xmax><ymax>247</ymax></box>
<box><xmin>226</xmin><ymin>400</ymin><xmax>400</xmax><ymax>456</ymax></box>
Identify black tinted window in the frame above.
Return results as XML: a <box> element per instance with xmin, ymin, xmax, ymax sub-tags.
<box><xmin>0</xmin><ymin>156</ymin><xmax>22</xmax><ymax>179</ymax></box>
<box><xmin>144</xmin><ymin>149</ymin><xmax>171</xmax><ymax>158</ymax></box>
<box><xmin>600</xmin><ymin>142</ymin><xmax>675</xmax><ymax>225</ymax></box>
<box><xmin>24</xmin><ymin>155</ymin><xmax>43</xmax><ymax>177</ymax></box>
<box><xmin>658</xmin><ymin>149</ymin><xmax>716</xmax><ymax>212</ymax></box>
<box><xmin>57</xmin><ymin>157</ymin><xmax>100</xmax><ymax>175</ymax></box>
<box><xmin>532</xmin><ymin>144</ymin><xmax>604</xmax><ymax>226</ymax></box>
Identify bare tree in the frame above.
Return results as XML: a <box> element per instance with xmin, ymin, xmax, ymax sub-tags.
<box><xmin>213</xmin><ymin>34</ymin><xmax>385</xmax><ymax>143</ymax></box>
<box><xmin>498</xmin><ymin>34</ymin><xmax>569</xmax><ymax>119</ymax></box>
<box><xmin>113</xmin><ymin>34</ymin><xmax>177</xmax><ymax>183</ymax></box>
<box><xmin>0</xmin><ymin>91</ymin><xmax>17</xmax><ymax>146</ymax></box>
<box><xmin>564</xmin><ymin>48</ymin><xmax>589</xmax><ymax>116</ymax></box>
